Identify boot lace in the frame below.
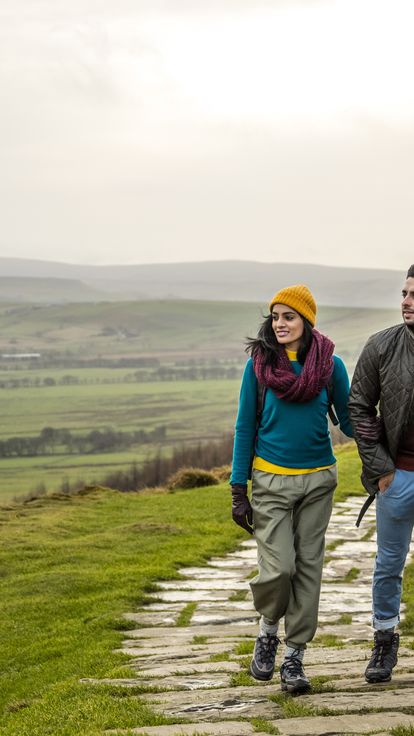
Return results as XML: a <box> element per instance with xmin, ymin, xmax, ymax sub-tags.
<box><xmin>370</xmin><ymin>635</ymin><xmax>396</xmax><ymax>668</ymax></box>
<box><xmin>256</xmin><ymin>635</ymin><xmax>279</xmax><ymax>666</ymax></box>
<box><xmin>282</xmin><ymin>655</ymin><xmax>305</xmax><ymax>678</ymax></box>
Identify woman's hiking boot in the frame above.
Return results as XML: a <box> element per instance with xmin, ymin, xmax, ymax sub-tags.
<box><xmin>250</xmin><ymin>634</ymin><xmax>280</xmax><ymax>680</ymax></box>
<box><xmin>365</xmin><ymin>630</ymin><xmax>399</xmax><ymax>683</ymax></box>
<box><xmin>280</xmin><ymin>654</ymin><xmax>310</xmax><ymax>693</ymax></box>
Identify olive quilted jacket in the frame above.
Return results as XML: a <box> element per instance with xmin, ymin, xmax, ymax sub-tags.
<box><xmin>349</xmin><ymin>323</ymin><xmax>414</xmax><ymax>496</ymax></box>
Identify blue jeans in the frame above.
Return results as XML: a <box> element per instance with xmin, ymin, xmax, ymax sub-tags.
<box><xmin>374</xmin><ymin>469</ymin><xmax>414</xmax><ymax>630</ymax></box>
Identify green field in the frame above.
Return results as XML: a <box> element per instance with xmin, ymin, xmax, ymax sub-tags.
<box><xmin>0</xmin><ymin>300</ymin><xmax>401</xmax><ymax>502</ymax></box>
<box><xmin>0</xmin><ymin>300</ymin><xmax>400</xmax><ymax>362</ymax></box>
<box><xmin>0</xmin><ymin>444</ymin><xmax>369</xmax><ymax>736</ymax></box>
<box><xmin>0</xmin><ymin>376</ymin><xmax>240</xmax><ymax>500</ymax></box>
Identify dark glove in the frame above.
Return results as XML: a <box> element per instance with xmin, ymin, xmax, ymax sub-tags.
<box><xmin>356</xmin><ymin>416</ymin><xmax>383</xmax><ymax>443</ymax></box>
<box><xmin>231</xmin><ymin>484</ymin><xmax>254</xmax><ymax>535</ymax></box>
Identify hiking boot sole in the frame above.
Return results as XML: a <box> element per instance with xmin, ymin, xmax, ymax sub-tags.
<box><xmin>281</xmin><ymin>679</ymin><xmax>311</xmax><ymax>693</ymax></box>
<box><xmin>365</xmin><ymin>672</ymin><xmax>392</xmax><ymax>683</ymax></box>
<box><xmin>249</xmin><ymin>662</ymin><xmax>274</xmax><ymax>681</ymax></box>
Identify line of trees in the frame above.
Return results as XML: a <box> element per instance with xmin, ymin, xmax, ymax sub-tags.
<box><xmin>0</xmin><ymin>425</ymin><xmax>166</xmax><ymax>457</ymax></box>
<box><xmin>0</xmin><ymin>364</ymin><xmax>244</xmax><ymax>389</ymax></box>
<box><xmin>79</xmin><ymin>432</ymin><xmax>234</xmax><ymax>493</ymax></box>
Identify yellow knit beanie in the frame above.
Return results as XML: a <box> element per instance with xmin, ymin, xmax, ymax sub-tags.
<box><xmin>268</xmin><ymin>284</ymin><xmax>317</xmax><ymax>326</ymax></box>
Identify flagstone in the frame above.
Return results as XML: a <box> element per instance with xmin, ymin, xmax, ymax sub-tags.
<box><xmin>178</xmin><ymin>568</ymin><xmax>247</xmax><ymax>579</ymax></box>
<box><xmin>197</xmin><ymin>601</ymin><xmax>254</xmax><ymax>611</ymax></box>
<box><xmin>121</xmin><ymin>624</ymin><xmax>258</xmax><ymax>639</ymax></box>
<box><xmin>152</xmin><ymin>590</ymin><xmax>232</xmax><ymax>603</ymax></box>
<box><xmin>119</xmin><ymin>641</ymin><xmax>238</xmax><ymax>659</ymax></box>
<box><xmin>157</xmin><ymin>580</ymin><xmax>249</xmax><ymax>591</ymax></box>
<box><xmin>273</xmin><ymin>711</ymin><xmax>414</xmax><ymax>735</ymax></box>
<box><xmin>191</xmin><ymin>613</ymin><xmax>258</xmax><ymax>626</ymax></box>
<box><xmin>133</xmin><ymin>660</ymin><xmax>242</xmax><ymax>678</ymax></box>
<box><xmin>81</xmin><ymin>673</ymin><xmax>233</xmax><ymax>690</ymax></box>
<box><xmin>109</xmin><ymin>722</ymin><xmax>259</xmax><ymax>735</ymax></box>
<box><xmin>139</xmin><ymin>685</ymin><xmax>277</xmax><ymax>720</ymax></box>
<box><xmin>303</xmin><ymin>686</ymin><xmax>414</xmax><ymax>711</ymax></box>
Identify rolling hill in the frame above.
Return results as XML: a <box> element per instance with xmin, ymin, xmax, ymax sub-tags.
<box><xmin>0</xmin><ymin>258</ymin><xmax>406</xmax><ymax>308</ymax></box>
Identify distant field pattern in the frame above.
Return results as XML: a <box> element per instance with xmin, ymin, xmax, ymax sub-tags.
<box><xmin>0</xmin><ymin>300</ymin><xmax>400</xmax><ymax>501</ymax></box>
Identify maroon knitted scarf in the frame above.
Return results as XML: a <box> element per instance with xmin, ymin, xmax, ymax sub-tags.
<box><xmin>253</xmin><ymin>329</ymin><xmax>335</xmax><ymax>403</ymax></box>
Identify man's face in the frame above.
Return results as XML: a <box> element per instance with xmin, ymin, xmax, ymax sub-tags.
<box><xmin>401</xmin><ymin>277</ymin><xmax>414</xmax><ymax>326</ymax></box>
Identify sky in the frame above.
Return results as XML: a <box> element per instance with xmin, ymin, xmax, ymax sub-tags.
<box><xmin>1</xmin><ymin>0</ymin><xmax>414</xmax><ymax>269</ymax></box>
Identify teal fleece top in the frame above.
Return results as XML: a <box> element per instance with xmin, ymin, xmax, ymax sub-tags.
<box><xmin>230</xmin><ymin>355</ymin><xmax>353</xmax><ymax>486</ymax></box>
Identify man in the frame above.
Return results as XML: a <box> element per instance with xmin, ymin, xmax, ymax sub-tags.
<box><xmin>349</xmin><ymin>264</ymin><xmax>414</xmax><ymax>684</ymax></box>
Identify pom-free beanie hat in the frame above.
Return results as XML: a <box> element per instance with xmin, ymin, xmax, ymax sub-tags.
<box><xmin>269</xmin><ymin>284</ymin><xmax>317</xmax><ymax>326</ymax></box>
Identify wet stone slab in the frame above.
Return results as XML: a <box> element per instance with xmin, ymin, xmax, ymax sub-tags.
<box><xmin>122</xmin><ymin>624</ymin><xmax>258</xmax><ymax>639</ymax></box>
<box><xmin>197</xmin><ymin>600</ymin><xmax>254</xmax><ymax>611</ymax></box>
<box><xmin>133</xmin><ymin>660</ymin><xmax>242</xmax><ymax>678</ymax></box>
<box><xmin>207</xmin><ymin>558</ymin><xmax>255</xmax><ymax>568</ymax></box>
<box><xmin>112</xmin><ymin>713</ymin><xmax>414</xmax><ymax>736</ymax></box>
<box><xmin>191</xmin><ymin>614</ymin><xmax>258</xmax><ymax>626</ymax></box>
<box><xmin>119</xmin><ymin>642</ymin><xmax>237</xmax><ymax>661</ymax></box>
<box><xmin>274</xmin><ymin>712</ymin><xmax>414</xmax><ymax>736</ymax></box>
<box><xmin>139</xmin><ymin>685</ymin><xmax>277</xmax><ymax>721</ymax></box>
<box><xmin>157</xmin><ymin>580</ymin><xmax>249</xmax><ymax>591</ymax></box>
<box><xmin>109</xmin><ymin>722</ymin><xmax>261</xmax><ymax>735</ymax></box>
<box><xmin>82</xmin><ymin>673</ymin><xmax>233</xmax><ymax>691</ymax></box>
<box><xmin>123</xmin><ymin>612</ymin><xmax>180</xmax><ymax>626</ymax></box>
<box><xmin>177</xmin><ymin>567</ymin><xmax>248</xmax><ymax>578</ymax></box>
<box><xmin>154</xmin><ymin>590</ymin><xmax>233</xmax><ymax>603</ymax></box>
<box><xmin>302</xmin><ymin>686</ymin><xmax>414</xmax><ymax>712</ymax></box>
<box><xmin>328</xmin><ymin>540</ymin><xmax>378</xmax><ymax>557</ymax></box>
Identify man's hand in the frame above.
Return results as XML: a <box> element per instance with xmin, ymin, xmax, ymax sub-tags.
<box><xmin>230</xmin><ymin>484</ymin><xmax>254</xmax><ymax>535</ymax></box>
<box><xmin>378</xmin><ymin>472</ymin><xmax>395</xmax><ymax>493</ymax></box>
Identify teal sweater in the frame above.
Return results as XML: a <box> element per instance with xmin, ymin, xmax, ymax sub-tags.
<box><xmin>230</xmin><ymin>355</ymin><xmax>353</xmax><ymax>486</ymax></box>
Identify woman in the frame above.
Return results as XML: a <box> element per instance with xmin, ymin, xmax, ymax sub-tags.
<box><xmin>230</xmin><ymin>284</ymin><xmax>353</xmax><ymax>693</ymax></box>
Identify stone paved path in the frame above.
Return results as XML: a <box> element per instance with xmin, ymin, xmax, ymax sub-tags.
<box><xmin>83</xmin><ymin>497</ymin><xmax>414</xmax><ymax>735</ymax></box>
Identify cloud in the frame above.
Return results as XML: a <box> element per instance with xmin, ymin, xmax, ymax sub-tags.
<box><xmin>1</xmin><ymin>0</ymin><xmax>413</xmax><ymax>269</ymax></box>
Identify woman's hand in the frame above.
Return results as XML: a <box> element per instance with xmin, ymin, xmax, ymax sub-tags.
<box><xmin>230</xmin><ymin>484</ymin><xmax>254</xmax><ymax>535</ymax></box>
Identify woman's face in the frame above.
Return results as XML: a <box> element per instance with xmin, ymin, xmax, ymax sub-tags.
<box><xmin>271</xmin><ymin>303</ymin><xmax>304</xmax><ymax>352</ymax></box>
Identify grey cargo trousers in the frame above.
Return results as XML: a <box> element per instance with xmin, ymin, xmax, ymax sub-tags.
<box><xmin>250</xmin><ymin>466</ymin><xmax>337</xmax><ymax>649</ymax></box>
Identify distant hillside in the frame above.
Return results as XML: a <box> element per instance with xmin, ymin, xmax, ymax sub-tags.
<box><xmin>0</xmin><ymin>277</ymin><xmax>105</xmax><ymax>303</ymax></box>
<box><xmin>0</xmin><ymin>258</ymin><xmax>406</xmax><ymax>307</ymax></box>
<box><xmin>0</xmin><ymin>299</ymin><xmax>400</xmax><ymax>369</ymax></box>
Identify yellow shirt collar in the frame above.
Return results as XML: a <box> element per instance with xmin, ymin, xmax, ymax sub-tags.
<box><xmin>285</xmin><ymin>349</ymin><xmax>298</xmax><ymax>361</ymax></box>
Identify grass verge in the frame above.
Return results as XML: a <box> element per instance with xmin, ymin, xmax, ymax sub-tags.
<box><xmin>0</xmin><ymin>482</ymin><xmax>243</xmax><ymax>736</ymax></box>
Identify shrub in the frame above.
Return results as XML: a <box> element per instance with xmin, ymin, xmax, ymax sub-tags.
<box><xmin>167</xmin><ymin>467</ymin><xmax>220</xmax><ymax>490</ymax></box>
<box><xmin>210</xmin><ymin>464</ymin><xmax>231</xmax><ymax>482</ymax></box>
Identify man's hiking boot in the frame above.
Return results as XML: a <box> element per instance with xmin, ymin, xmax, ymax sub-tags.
<box><xmin>365</xmin><ymin>630</ymin><xmax>399</xmax><ymax>683</ymax></box>
<box><xmin>250</xmin><ymin>634</ymin><xmax>280</xmax><ymax>681</ymax></box>
<box><xmin>280</xmin><ymin>654</ymin><xmax>310</xmax><ymax>693</ymax></box>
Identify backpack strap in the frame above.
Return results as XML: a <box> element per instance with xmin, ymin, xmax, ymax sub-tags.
<box><xmin>327</xmin><ymin>378</ymin><xmax>339</xmax><ymax>426</ymax></box>
<box><xmin>248</xmin><ymin>381</ymin><xmax>266</xmax><ymax>480</ymax></box>
<box><xmin>256</xmin><ymin>381</ymin><xmax>267</xmax><ymax>426</ymax></box>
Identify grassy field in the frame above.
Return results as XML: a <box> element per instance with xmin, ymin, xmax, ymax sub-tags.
<box><xmin>0</xmin><ymin>299</ymin><xmax>401</xmax><ymax>502</ymax></box>
<box><xmin>0</xmin><ymin>300</ymin><xmax>400</xmax><ymax>362</ymax></box>
<box><xmin>0</xmin><ymin>444</ymin><xmax>368</xmax><ymax>736</ymax></box>
<box><xmin>0</xmin><ymin>377</ymin><xmax>240</xmax><ymax>501</ymax></box>
<box><xmin>0</xmin><ymin>377</ymin><xmax>240</xmax><ymax>438</ymax></box>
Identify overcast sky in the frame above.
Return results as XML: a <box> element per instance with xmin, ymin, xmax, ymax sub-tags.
<box><xmin>1</xmin><ymin>0</ymin><xmax>413</xmax><ymax>269</ymax></box>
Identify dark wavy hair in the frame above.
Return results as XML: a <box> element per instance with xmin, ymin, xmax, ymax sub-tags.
<box><xmin>245</xmin><ymin>313</ymin><xmax>313</xmax><ymax>366</ymax></box>
<box><xmin>407</xmin><ymin>265</ymin><xmax>414</xmax><ymax>278</ymax></box>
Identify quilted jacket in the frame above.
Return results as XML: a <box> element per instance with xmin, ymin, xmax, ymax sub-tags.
<box><xmin>349</xmin><ymin>323</ymin><xmax>414</xmax><ymax>497</ymax></box>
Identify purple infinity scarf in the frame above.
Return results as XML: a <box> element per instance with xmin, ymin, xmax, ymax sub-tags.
<box><xmin>253</xmin><ymin>329</ymin><xmax>334</xmax><ymax>403</ymax></box>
